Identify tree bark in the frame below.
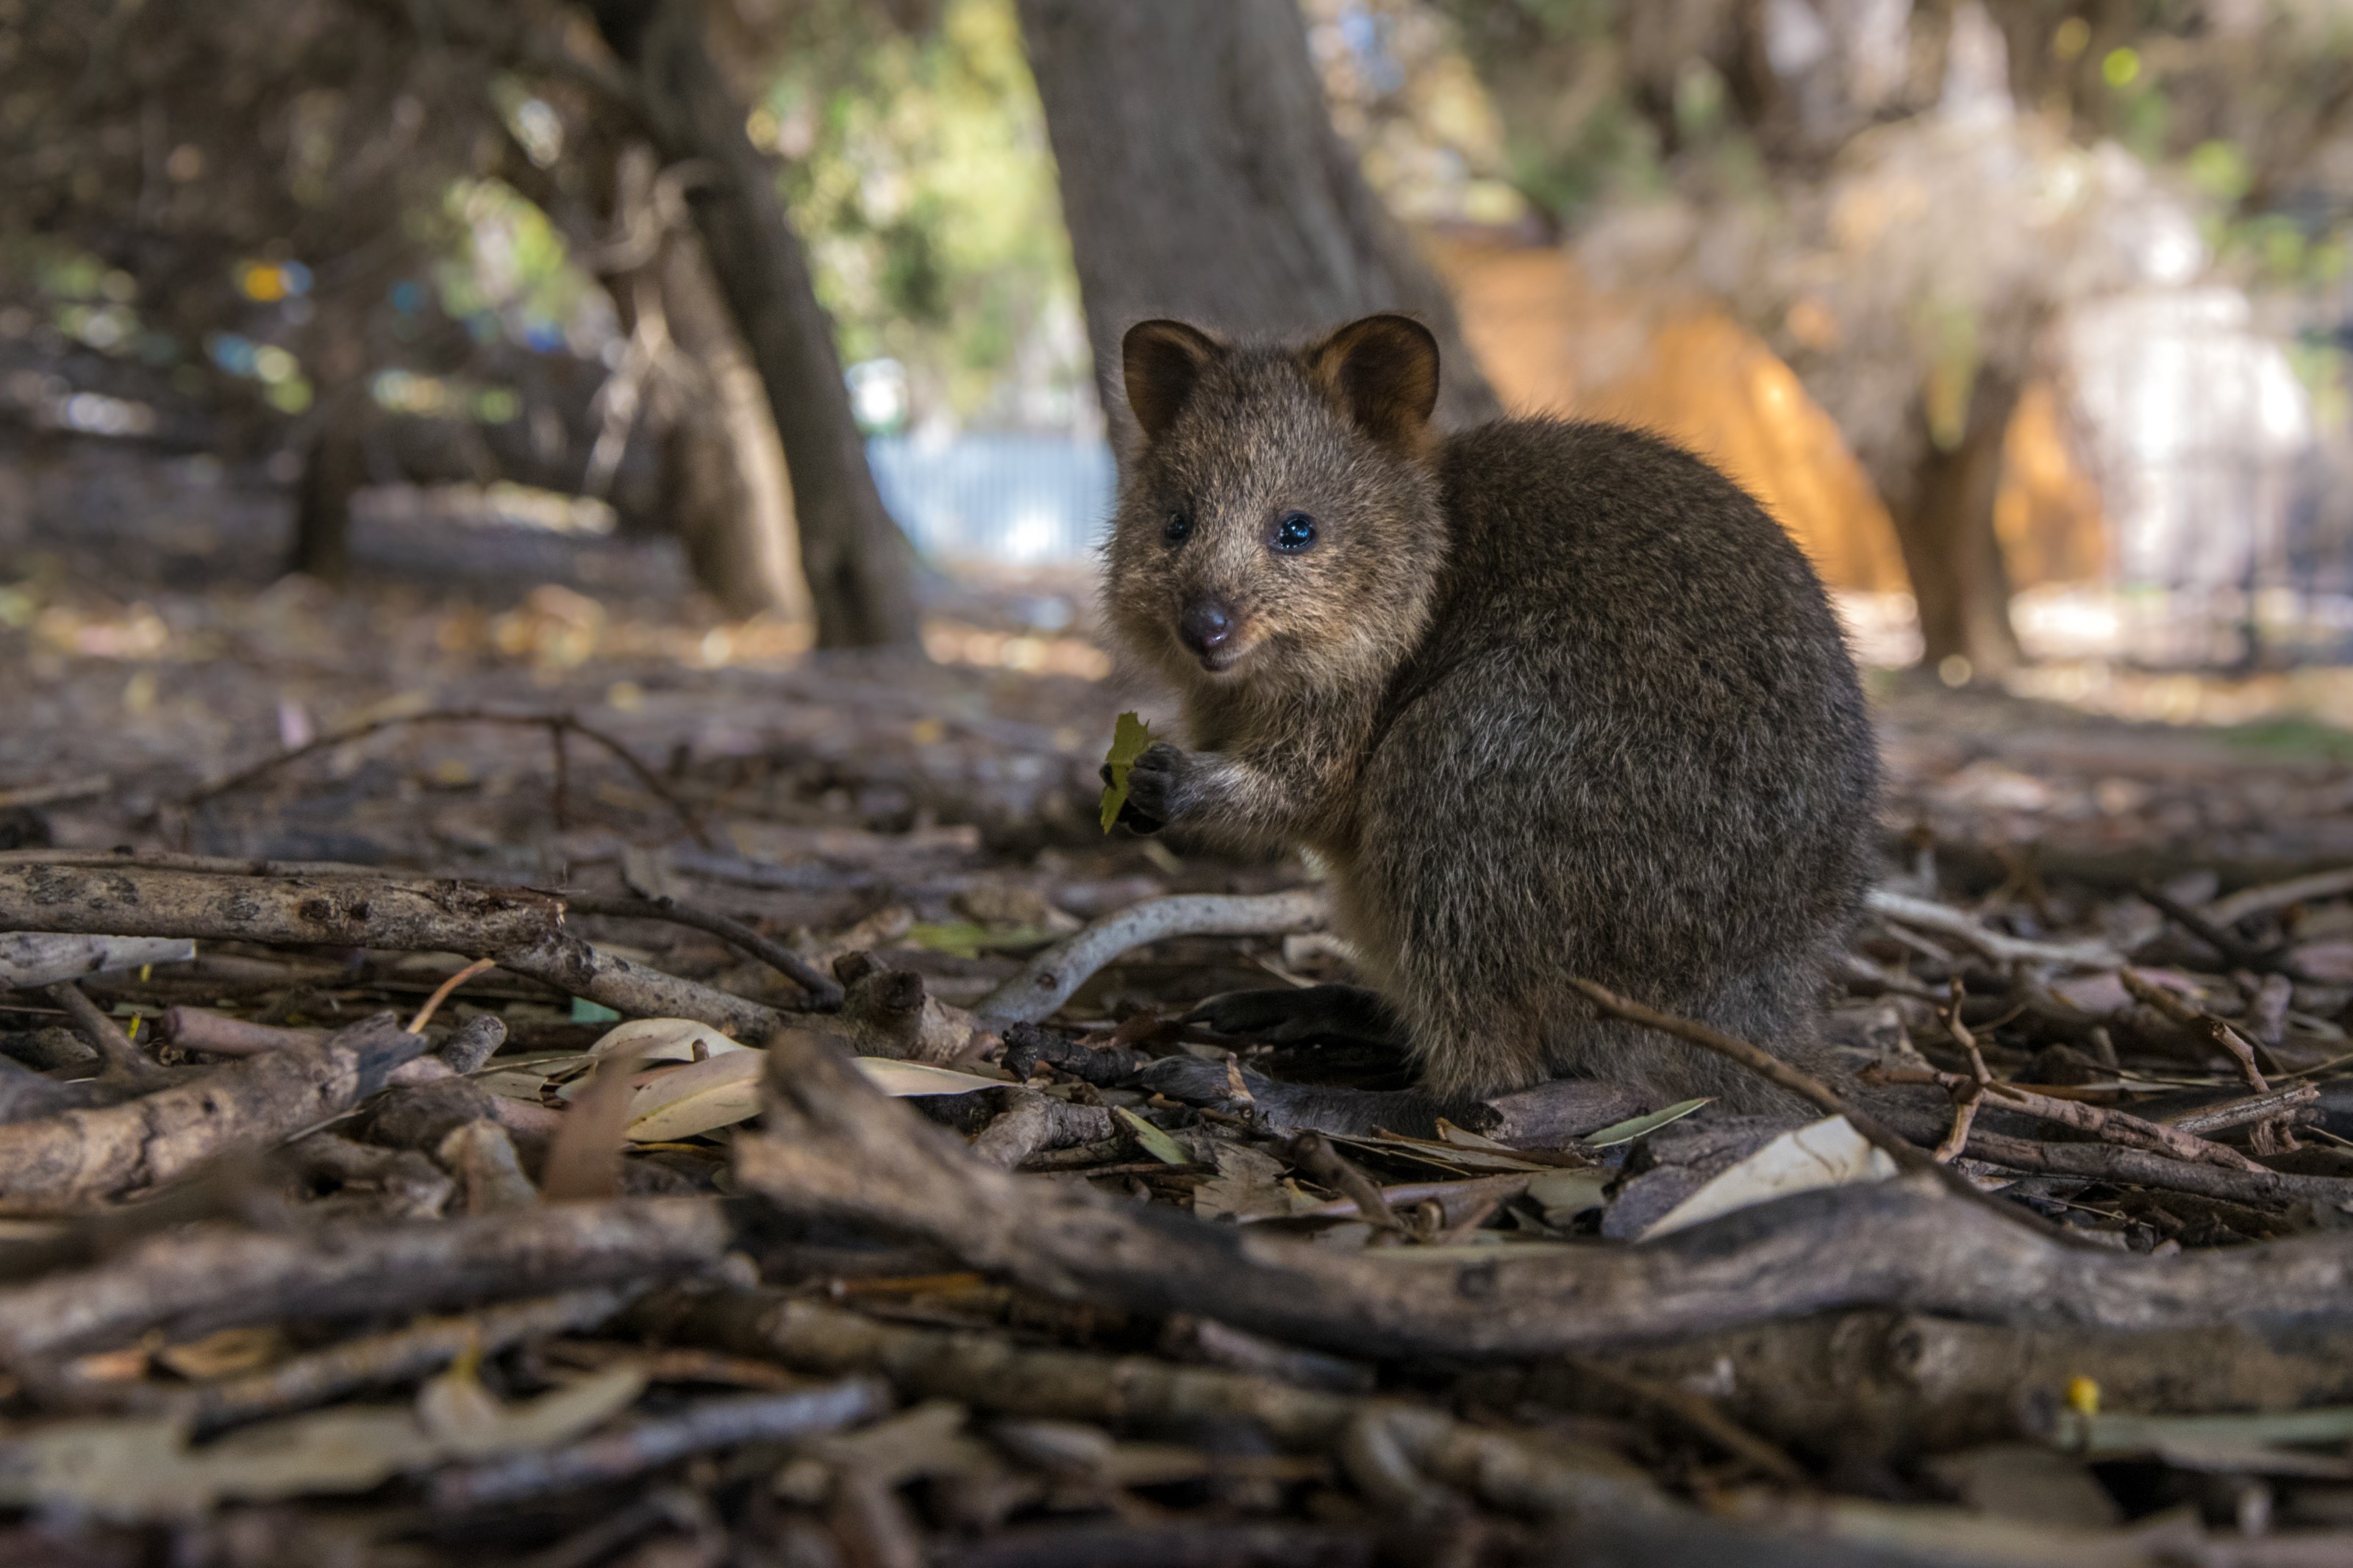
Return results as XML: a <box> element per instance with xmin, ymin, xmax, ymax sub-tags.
<box><xmin>1885</xmin><ymin>372</ymin><xmax>2025</xmax><ymax>679</ymax></box>
<box><xmin>288</xmin><ymin>390</ymin><xmax>365</xmax><ymax>587</ymax></box>
<box><xmin>590</xmin><ymin>0</ymin><xmax>920</xmax><ymax>651</ymax></box>
<box><xmin>1015</xmin><ymin>0</ymin><xmax>1502</xmax><ymax>437</ymax></box>
<box><xmin>638</xmin><ymin>226</ymin><xmax>810</xmax><ymax>622</ymax></box>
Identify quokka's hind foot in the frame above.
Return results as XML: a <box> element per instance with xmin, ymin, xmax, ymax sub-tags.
<box><xmin>1183</xmin><ymin>984</ymin><xmax>1410</xmax><ymax>1050</ymax></box>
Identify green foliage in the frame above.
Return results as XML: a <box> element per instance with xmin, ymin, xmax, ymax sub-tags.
<box><xmin>765</xmin><ymin>0</ymin><xmax>1086</xmax><ymax>431</ymax></box>
<box><xmin>1099</xmin><ymin>712</ymin><xmax>1157</xmax><ymax>833</ymax></box>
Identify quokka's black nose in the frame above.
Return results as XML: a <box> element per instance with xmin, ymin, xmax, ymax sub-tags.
<box><xmin>1179</xmin><ymin>599</ymin><xmax>1235</xmax><ymax>655</ymax></box>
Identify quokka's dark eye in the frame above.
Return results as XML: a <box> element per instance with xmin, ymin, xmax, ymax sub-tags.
<box><xmin>1272</xmin><ymin>510</ymin><xmax>1318</xmax><ymax>554</ymax></box>
<box><xmin>1163</xmin><ymin>509</ymin><xmax>1193</xmax><ymax>545</ymax></box>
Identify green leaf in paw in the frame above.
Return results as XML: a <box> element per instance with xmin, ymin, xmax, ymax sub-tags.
<box><xmin>1099</xmin><ymin>711</ymin><xmax>1157</xmax><ymax>833</ymax></box>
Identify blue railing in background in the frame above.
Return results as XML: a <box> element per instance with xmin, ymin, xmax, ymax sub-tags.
<box><xmin>867</xmin><ymin>434</ymin><xmax>1116</xmax><ymax>566</ymax></box>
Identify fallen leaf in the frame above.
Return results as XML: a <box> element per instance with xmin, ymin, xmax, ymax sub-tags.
<box><xmin>1114</xmin><ymin>1105</ymin><xmax>1191</xmax><ymax>1166</ymax></box>
<box><xmin>1641</xmin><ymin>1114</ymin><xmax>1898</xmax><ymax>1239</ymax></box>
<box><xmin>625</xmin><ymin>1051</ymin><xmax>765</xmax><ymax>1142</ymax></box>
<box><xmin>1584</xmin><ymin>1098</ymin><xmax>1712</xmax><ymax>1148</ymax></box>
<box><xmin>1193</xmin><ymin>1144</ymin><xmax>1294</xmax><ymax>1220</ymax></box>
<box><xmin>854</xmin><ymin>1059</ymin><xmax>1008</xmax><ymax>1097</ymax></box>
<box><xmin>588</xmin><ymin>1017</ymin><xmax>751</xmax><ymax>1064</ymax></box>
<box><xmin>1098</xmin><ymin>711</ymin><xmax>1156</xmax><ymax>832</ymax></box>
<box><xmin>1526</xmin><ymin>1168</ymin><xmax>1611</xmax><ymax>1224</ymax></box>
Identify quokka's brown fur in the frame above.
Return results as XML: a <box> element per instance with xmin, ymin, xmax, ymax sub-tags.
<box><xmin>1103</xmin><ymin>314</ymin><xmax>1879</xmax><ymax>1110</ymax></box>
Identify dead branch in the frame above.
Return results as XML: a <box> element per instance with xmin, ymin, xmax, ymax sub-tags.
<box><xmin>428</xmin><ymin>1381</ymin><xmax>893</xmax><ymax>1509</ymax></box>
<box><xmin>1863</xmin><ymin>887</ymin><xmax>2121</xmax><ymax>968</ymax></box>
<box><xmin>0</xmin><ymin>933</ymin><xmax>192</xmax><ymax>989</ymax></box>
<box><xmin>178</xmin><ymin>1286</ymin><xmax>645</xmax><ymax>1433</ymax></box>
<box><xmin>973</xmin><ymin>889</ymin><xmax>1329</xmax><ymax>1027</ymax></box>
<box><xmin>1870</xmin><ymin>1063</ymin><xmax>2272</xmax><ymax>1173</ymax></box>
<box><xmin>639</xmin><ymin>1288</ymin><xmax>1670</xmax><ymax>1522</ymax></box>
<box><xmin>2119</xmin><ymin>969</ymin><xmax>2271</xmax><ymax>1091</ymax></box>
<box><xmin>1963</xmin><ymin>1130</ymin><xmax>2353</xmax><ymax>1209</ymax></box>
<box><xmin>568</xmin><ymin>892</ymin><xmax>843</xmax><ymax>1006</ymax></box>
<box><xmin>2137</xmin><ymin>880</ymin><xmax>2296</xmax><ymax>980</ymax></box>
<box><xmin>0</xmin><ymin>862</ymin><xmax>781</xmax><ymax>1038</ymax></box>
<box><xmin>2207</xmin><ymin>866</ymin><xmax>2353</xmax><ymax>927</ymax></box>
<box><xmin>47</xmin><ymin>978</ymin><xmax>172</xmax><ymax>1089</ymax></box>
<box><xmin>0</xmin><ymin>1198</ymin><xmax>729</xmax><ymax>1372</ymax></box>
<box><xmin>2161</xmin><ymin>1083</ymin><xmax>2321</xmax><ymax>1137</ymax></box>
<box><xmin>180</xmin><ymin>706</ymin><xmax>717</xmax><ymax>848</ymax></box>
<box><xmin>0</xmin><ymin>1012</ymin><xmax>424</xmax><ymax>1214</ymax></box>
<box><xmin>161</xmin><ymin>1009</ymin><xmax>322</xmax><ymax>1057</ymax></box>
<box><xmin>734</xmin><ymin>1027</ymin><xmax>2353</xmax><ymax>1359</ymax></box>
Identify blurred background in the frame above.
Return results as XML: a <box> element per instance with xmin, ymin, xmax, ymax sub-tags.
<box><xmin>15</xmin><ymin>0</ymin><xmax>2353</xmax><ymax>859</ymax></box>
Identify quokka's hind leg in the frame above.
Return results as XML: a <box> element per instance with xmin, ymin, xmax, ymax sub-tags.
<box><xmin>1184</xmin><ymin>984</ymin><xmax>1410</xmax><ymax>1050</ymax></box>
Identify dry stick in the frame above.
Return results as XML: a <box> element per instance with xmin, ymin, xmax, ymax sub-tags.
<box><xmin>176</xmin><ymin>1286</ymin><xmax>640</xmax><ymax>1433</ymax></box>
<box><xmin>2208</xmin><ymin>866</ymin><xmax>2353</xmax><ymax>927</ymax></box>
<box><xmin>0</xmin><ymin>1198</ymin><xmax>731</xmax><ymax>1372</ymax></box>
<box><xmin>2119</xmin><ymin>969</ymin><xmax>2271</xmax><ymax>1093</ymax></box>
<box><xmin>0</xmin><ymin>862</ymin><xmax>780</xmax><ymax>1040</ymax></box>
<box><xmin>1863</xmin><ymin>888</ymin><xmax>2121</xmax><ymax>969</ymax></box>
<box><xmin>45</xmin><ymin>978</ymin><xmax>171</xmax><ymax>1090</ymax></box>
<box><xmin>162</xmin><ymin>1009</ymin><xmax>323</xmax><ymax>1057</ymax></box>
<box><xmin>1932</xmin><ymin>983</ymin><xmax>1992</xmax><ymax>1166</ymax></box>
<box><xmin>738</xmin><ymin>1030</ymin><xmax>2353</xmax><ymax>1358</ymax></box>
<box><xmin>1961</xmin><ymin>1130</ymin><xmax>2353</xmax><ymax>1210</ymax></box>
<box><xmin>0</xmin><ymin>1012</ymin><xmax>426</xmax><ymax>1214</ymax></box>
<box><xmin>1561</xmin><ymin>1353</ymin><xmax>1808</xmax><ymax>1488</ymax></box>
<box><xmin>2137</xmin><ymin>880</ymin><xmax>2295</xmax><ymax>979</ymax></box>
<box><xmin>1289</xmin><ymin>1132</ymin><xmax>1404</xmax><ymax>1234</ymax></box>
<box><xmin>640</xmin><ymin>1288</ymin><xmax>1674</xmax><ymax>1520</ymax></box>
<box><xmin>0</xmin><ymin>933</ymin><xmax>193</xmax><ymax>991</ymax></box>
<box><xmin>2162</xmin><ymin>1083</ymin><xmax>2322</xmax><ymax>1137</ymax></box>
<box><xmin>407</xmin><ymin>956</ymin><xmax>499</xmax><ymax>1034</ymax></box>
<box><xmin>566</xmin><ymin>893</ymin><xmax>843</xmax><ymax>1008</ymax></box>
<box><xmin>1563</xmin><ymin>978</ymin><xmax>2054</xmax><ymax>1236</ymax></box>
<box><xmin>430</xmin><ymin>1381</ymin><xmax>893</xmax><ymax>1510</ymax></box>
<box><xmin>972</xmin><ymin>888</ymin><xmax>1330</xmax><ymax>1028</ymax></box>
<box><xmin>1868</xmin><ymin>1064</ymin><xmax>2273</xmax><ymax>1174</ymax></box>
<box><xmin>181</xmin><ymin>707</ymin><xmax>716</xmax><ymax>849</ymax></box>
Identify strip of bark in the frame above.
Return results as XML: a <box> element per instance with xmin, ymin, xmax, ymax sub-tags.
<box><xmin>0</xmin><ymin>1012</ymin><xmax>423</xmax><ymax>1214</ymax></box>
<box><xmin>0</xmin><ymin>1198</ymin><xmax>729</xmax><ymax>1371</ymax></box>
<box><xmin>972</xmin><ymin>889</ymin><xmax>1329</xmax><ymax>1028</ymax></box>
<box><xmin>734</xmin><ymin>1028</ymin><xmax>2353</xmax><ymax>1359</ymax></box>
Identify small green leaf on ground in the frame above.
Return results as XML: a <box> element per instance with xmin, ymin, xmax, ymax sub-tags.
<box><xmin>1114</xmin><ymin>1105</ymin><xmax>1190</xmax><ymax>1165</ymax></box>
<box><xmin>1583</xmin><ymin>1097</ymin><xmax>1712</xmax><ymax>1148</ymax></box>
<box><xmin>1099</xmin><ymin>712</ymin><xmax>1157</xmax><ymax>832</ymax></box>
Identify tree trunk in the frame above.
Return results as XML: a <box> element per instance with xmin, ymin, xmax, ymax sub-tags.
<box><xmin>288</xmin><ymin>389</ymin><xmax>365</xmax><ymax>585</ymax></box>
<box><xmin>651</xmin><ymin>229</ymin><xmax>810</xmax><ymax>623</ymax></box>
<box><xmin>1886</xmin><ymin>373</ymin><xmax>2024</xmax><ymax>680</ymax></box>
<box><xmin>590</xmin><ymin>0</ymin><xmax>920</xmax><ymax>651</ymax></box>
<box><xmin>1015</xmin><ymin>0</ymin><xmax>1502</xmax><ymax>437</ymax></box>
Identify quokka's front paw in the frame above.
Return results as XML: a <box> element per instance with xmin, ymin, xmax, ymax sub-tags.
<box><xmin>1121</xmin><ymin>742</ymin><xmax>1193</xmax><ymax>826</ymax></box>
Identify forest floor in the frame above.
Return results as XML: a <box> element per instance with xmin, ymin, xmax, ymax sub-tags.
<box><xmin>8</xmin><ymin>457</ymin><xmax>2353</xmax><ymax>1564</ymax></box>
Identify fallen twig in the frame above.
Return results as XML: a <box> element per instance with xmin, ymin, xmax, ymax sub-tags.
<box><xmin>972</xmin><ymin>889</ymin><xmax>1329</xmax><ymax>1027</ymax></box>
<box><xmin>2207</xmin><ymin>866</ymin><xmax>2353</xmax><ymax>928</ymax></box>
<box><xmin>431</xmin><ymin>1381</ymin><xmax>892</xmax><ymax>1509</ymax></box>
<box><xmin>2161</xmin><ymin>1083</ymin><xmax>2321</xmax><ymax>1138</ymax></box>
<box><xmin>1963</xmin><ymin>1130</ymin><xmax>2353</xmax><ymax>1210</ymax></box>
<box><xmin>176</xmin><ymin>1287</ymin><xmax>640</xmax><ymax>1433</ymax></box>
<box><xmin>1864</xmin><ymin>887</ymin><xmax>2121</xmax><ymax>969</ymax></box>
<box><xmin>0</xmin><ymin>1198</ymin><xmax>729</xmax><ymax>1372</ymax></box>
<box><xmin>47</xmin><ymin>978</ymin><xmax>172</xmax><ymax>1090</ymax></box>
<box><xmin>0</xmin><ymin>932</ymin><xmax>192</xmax><ymax>990</ymax></box>
<box><xmin>0</xmin><ymin>1012</ymin><xmax>424</xmax><ymax>1214</ymax></box>
<box><xmin>567</xmin><ymin>893</ymin><xmax>843</xmax><ymax>1007</ymax></box>
<box><xmin>160</xmin><ymin>1009</ymin><xmax>322</xmax><ymax>1057</ymax></box>
<box><xmin>735</xmin><ymin>1027</ymin><xmax>2353</xmax><ymax>1358</ymax></box>
<box><xmin>0</xmin><ymin>862</ymin><xmax>781</xmax><ymax>1038</ymax></box>
<box><xmin>2120</xmin><ymin>969</ymin><xmax>2271</xmax><ymax>1092</ymax></box>
<box><xmin>1869</xmin><ymin>1062</ymin><xmax>2271</xmax><ymax>1174</ymax></box>
<box><xmin>182</xmin><ymin>706</ymin><xmax>717</xmax><ymax>848</ymax></box>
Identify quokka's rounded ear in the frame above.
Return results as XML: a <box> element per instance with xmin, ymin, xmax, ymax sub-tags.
<box><xmin>1310</xmin><ymin>314</ymin><xmax>1440</xmax><ymax>450</ymax></box>
<box><xmin>1122</xmin><ymin>319</ymin><xmax>1223</xmax><ymax>442</ymax></box>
